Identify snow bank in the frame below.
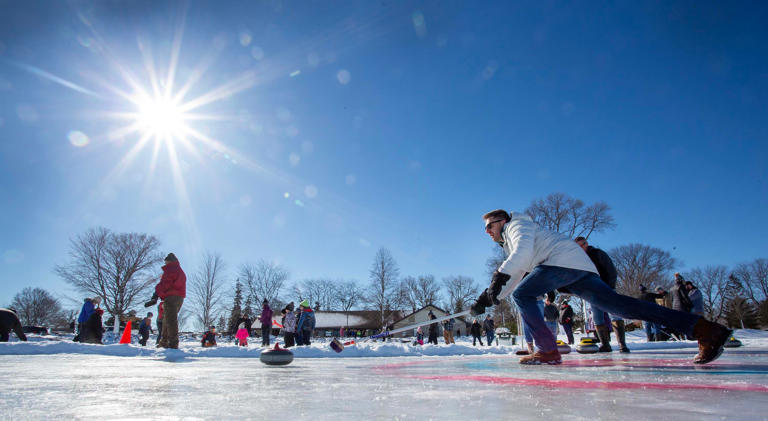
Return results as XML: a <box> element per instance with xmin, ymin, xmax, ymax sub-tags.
<box><xmin>2</xmin><ymin>329</ymin><xmax>766</xmax><ymax>359</ymax></box>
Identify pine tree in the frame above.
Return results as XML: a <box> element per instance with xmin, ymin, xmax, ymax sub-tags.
<box><xmin>725</xmin><ymin>297</ymin><xmax>760</xmax><ymax>329</ymax></box>
<box><xmin>218</xmin><ymin>315</ymin><xmax>226</xmax><ymax>331</ymax></box>
<box><xmin>227</xmin><ymin>279</ymin><xmax>243</xmax><ymax>334</ymax></box>
<box><xmin>244</xmin><ymin>293</ymin><xmax>254</xmax><ymax>318</ymax></box>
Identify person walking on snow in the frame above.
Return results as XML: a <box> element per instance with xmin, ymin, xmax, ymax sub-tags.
<box><xmin>483</xmin><ymin>315</ymin><xmax>495</xmax><ymax>346</ymax></box>
<box><xmin>558</xmin><ymin>301</ymin><xmax>575</xmax><ymax>345</ymax></box>
<box><xmin>153</xmin><ymin>253</ymin><xmax>186</xmax><ymax>349</ymax></box>
<box><xmin>236</xmin><ymin>323</ymin><xmax>248</xmax><ymax>346</ymax></box>
<box><xmin>259</xmin><ymin>299</ymin><xmax>273</xmax><ymax>346</ymax></box>
<box><xmin>470</xmin><ymin>209</ymin><xmax>732</xmax><ymax>365</ymax></box>
<box><xmin>427</xmin><ymin>312</ymin><xmax>439</xmax><ymax>345</ymax></box>
<box><xmin>442</xmin><ymin>317</ymin><xmax>455</xmax><ymax>344</ymax></box>
<box><xmin>138</xmin><ymin>312</ymin><xmax>153</xmax><ymax>346</ymax></box>
<box><xmin>75</xmin><ymin>297</ymin><xmax>96</xmax><ymax>342</ymax></box>
<box><xmin>470</xmin><ymin>319</ymin><xmax>484</xmax><ymax>346</ymax></box>
<box><xmin>296</xmin><ymin>300</ymin><xmax>315</xmax><ymax>346</ymax></box>
<box><xmin>0</xmin><ymin>308</ymin><xmax>27</xmax><ymax>342</ymax></box>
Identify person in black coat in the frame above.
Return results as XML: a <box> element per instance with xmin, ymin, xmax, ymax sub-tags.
<box><xmin>558</xmin><ymin>301</ymin><xmax>575</xmax><ymax>344</ymax></box>
<box><xmin>0</xmin><ymin>308</ymin><xmax>27</xmax><ymax>342</ymax></box>
<box><xmin>639</xmin><ymin>285</ymin><xmax>668</xmax><ymax>341</ymax></box>
<box><xmin>427</xmin><ymin>313</ymin><xmax>439</xmax><ymax>345</ymax></box>
<box><xmin>80</xmin><ymin>308</ymin><xmax>105</xmax><ymax>344</ymax></box>
<box><xmin>201</xmin><ymin>326</ymin><xmax>217</xmax><ymax>347</ymax></box>
<box><xmin>470</xmin><ymin>319</ymin><xmax>484</xmax><ymax>346</ymax></box>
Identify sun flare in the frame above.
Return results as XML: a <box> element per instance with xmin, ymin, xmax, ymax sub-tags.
<box><xmin>133</xmin><ymin>94</ymin><xmax>188</xmax><ymax>140</ymax></box>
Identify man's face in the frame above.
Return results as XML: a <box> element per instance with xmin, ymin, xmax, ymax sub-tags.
<box><xmin>484</xmin><ymin>218</ymin><xmax>505</xmax><ymax>242</ymax></box>
<box><xmin>576</xmin><ymin>239</ymin><xmax>588</xmax><ymax>251</ymax></box>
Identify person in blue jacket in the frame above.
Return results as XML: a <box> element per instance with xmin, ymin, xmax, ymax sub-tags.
<box><xmin>296</xmin><ymin>300</ymin><xmax>316</xmax><ymax>346</ymax></box>
<box><xmin>138</xmin><ymin>312</ymin><xmax>153</xmax><ymax>346</ymax></box>
<box><xmin>75</xmin><ymin>297</ymin><xmax>100</xmax><ymax>342</ymax></box>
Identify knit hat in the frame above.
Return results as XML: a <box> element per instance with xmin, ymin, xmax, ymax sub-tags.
<box><xmin>238</xmin><ymin>323</ymin><xmax>245</xmax><ymax>330</ymax></box>
<box><xmin>300</xmin><ymin>299</ymin><xmax>310</xmax><ymax>307</ymax></box>
<box><xmin>210</xmin><ymin>326</ymin><xmax>216</xmax><ymax>330</ymax></box>
<box><xmin>164</xmin><ymin>253</ymin><xmax>178</xmax><ymax>262</ymax></box>
<box><xmin>263</xmin><ymin>298</ymin><xmax>269</xmax><ymax>305</ymax></box>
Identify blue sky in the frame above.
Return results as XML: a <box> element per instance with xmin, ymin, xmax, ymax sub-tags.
<box><xmin>1</xmin><ymin>1</ymin><xmax>766</xmax><ymax>310</ymax></box>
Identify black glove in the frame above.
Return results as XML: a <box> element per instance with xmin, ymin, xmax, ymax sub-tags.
<box><xmin>470</xmin><ymin>289</ymin><xmax>494</xmax><ymax>316</ymax></box>
<box><xmin>488</xmin><ymin>271</ymin><xmax>511</xmax><ymax>304</ymax></box>
<box><xmin>144</xmin><ymin>296</ymin><xmax>158</xmax><ymax>308</ymax></box>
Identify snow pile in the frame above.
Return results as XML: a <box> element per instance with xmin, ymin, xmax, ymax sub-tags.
<box><xmin>2</xmin><ymin>329</ymin><xmax>765</xmax><ymax>359</ymax></box>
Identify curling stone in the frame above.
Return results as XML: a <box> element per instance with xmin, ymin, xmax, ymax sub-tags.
<box><xmin>330</xmin><ymin>338</ymin><xmax>356</xmax><ymax>353</ymax></box>
<box><xmin>556</xmin><ymin>340</ymin><xmax>572</xmax><ymax>354</ymax></box>
<box><xmin>260</xmin><ymin>343</ymin><xmax>294</xmax><ymax>366</ymax></box>
<box><xmin>576</xmin><ymin>337</ymin><xmax>599</xmax><ymax>354</ymax></box>
<box><xmin>724</xmin><ymin>336</ymin><xmax>742</xmax><ymax>348</ymax></box>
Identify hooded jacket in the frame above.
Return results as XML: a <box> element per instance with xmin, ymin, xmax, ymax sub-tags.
<box><xmin>155</xmin><ymin>261</ymin><xmax>186</xmax><ymax>299</ymax></box>
<box><xmin>77</xmin><ymin>299</ymin><xmax>94</xmax><ymax>324</ymax></box>
<box><xmin>297</xmin><ymin>308</ymin><xmax>315</xmax><ymax>331</ymax></box>
<box><xmin>496</xmin><ymin>212</ymin><xmax>598</xmax><ymax>299</ymax></box>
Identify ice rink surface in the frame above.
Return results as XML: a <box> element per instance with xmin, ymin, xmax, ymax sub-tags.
<box><xmin>2</xmin><ymin>346</ymin><xmax>767</xmax><ymax>421</ymax></box>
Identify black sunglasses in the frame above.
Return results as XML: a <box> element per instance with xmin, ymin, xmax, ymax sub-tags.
<box><xmin>484</xmin><ymin>219</ymin><xmax>505</xmax><ymax>230</ymax></box>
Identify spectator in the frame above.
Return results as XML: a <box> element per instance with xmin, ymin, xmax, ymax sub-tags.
<box><xmin>574</xmin><ymin>237</ymin><xmax>618</xmax><ymax>353</ymax></box>
<box><xmin>442</xmin><ymin>317</ymin><xmax>455</xmax><ymax>344</ymax></box>
<box><xmin>484</xmin><ymin>315</ymin><xmax>495</xmax><ymax>346</ymax></box>
<box><xmin>427</xmin><ymin>313</ymin><xmax>439</xmax><ymax>345</ymax></box>
<box><xmin>671</xmin><ymin>273</ymin><xmax>693</xmax><ymax>313</ymax></box>
<box><xmin>236</xmin><ymin>323</ymin><xmax>249</xmax><ymax>346</ymax></box>
<box><xmin>237</xmin><ymin>312</ymin><xmax>253</xmax><ymax>337</ymax></box>
<box><xmin>80</xmin><ymin>308</ymin><xmax>105</xmax><ymax>344</ymax></box>
<box><xmin>75</xmin><ymin>297</ymin><xmax>94</xmax><ymax>342</ymax></box>
<box><xmin>686</xmin><ymin>282</ymin><xmax>705</xmax><ymax>316</ymax></box>
<box><xmin>138</xmin><ymin>312</ymin><xmax>153</xmax><ymax>346</ymax></box>
<box><xmin>154</xmin><ymin>253</ymin><xmax>186</xmax><ymax>349</ymax></box>
<box><xmin>470</xmin><ymin>319</ymin><xmax>484</xmax><ymax>346</ymax></box>
<box><xmin>415</xmin><ymin>326</ymin><xmax>424</xmax><ymax>345</ymax></box>
<box><xmin>543</xmin><ymin>293</ymin><xmax>559</xmax><ymax>339</ymax></box>
<box><xmin>0</xmin><ymin>308</ymin><xmax>27</xmax><ymax>342</ymax></box>
<box><xmin>201</xmin><ymin>326</ymin><xmax>217</xmax><ymax>347</ymax></box>
<box><xmin>297</xmin><ymin>300</ymin><xmax>316</xmax><ymax>346</ymax></box>
<box><xmin>558</xmin><ymin>301</ymin><xmax>575</xmax><ymax>344</ymax></box>
<box><xmin>259</xmin><ymin>299</ymin><xmax>273</xmax><ymax>346</ymax></box>
<box><xmin>156</xmin><ymin>301</ymin><xmax>164</xmax><ymax>346</ymax></box>
<box><xmin>639</xmin><ymin>285</ymin><xmax>667</xmax><ymax>341</ymax></box>
<box><xmin>282</xmin><ymin>302</ymin><xmax>296</xmax><ymax>348</ymax></box>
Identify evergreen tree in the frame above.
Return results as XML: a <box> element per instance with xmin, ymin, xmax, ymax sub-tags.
<box><xmin>725</xmin><ymin>297</ymin><xmax>760</xmax><ymax>329</ymax></box>
<box><xmin>218</xmin><ymin>315</ymin><xmax>226</xmax><ymax>331</ymax></box>
<box><xmin>244</xmin><ymin>293</ymin><xmax>254</xmax><ymax>318</ymax></box>
<box><xmin>227</xmin><ymin>279</ymin><xmax>243</xmax><ymax>334</ymax></box>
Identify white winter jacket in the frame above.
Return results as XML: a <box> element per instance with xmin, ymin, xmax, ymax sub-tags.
<box><xmin>496</xmin><ymin>212</ymin><xmax>598</xmax><ymax>299</ymax></box>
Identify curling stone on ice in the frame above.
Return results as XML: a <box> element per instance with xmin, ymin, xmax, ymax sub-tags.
<box><xmin>576</xmin><ymin>337</ymin><xmax>599</xmax><ymax>354</ymax></box>
<box><xmin>556</xmin><ymin>340</ymin><xmax>572</xmax><ymax>354</ymax></box>
<box><xmin>724</xmin><ymin>336</ymin><xmax>742</xmax><ymax>348</ymax></box>
<box><xmin>260</xmin><ymin>343</ymin><xmax>294</xmax><ymax>366</ymax></box>
<box><xmin>330</xmin><ymin>338</ymin><xmax>356</xmax><ymax>353</ymax></box>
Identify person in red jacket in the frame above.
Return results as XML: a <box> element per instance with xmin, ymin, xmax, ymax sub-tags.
<box><xmin>153</xmin><ymin>253</ymin><xmax>186</xmax><ymax>349</ymax></box>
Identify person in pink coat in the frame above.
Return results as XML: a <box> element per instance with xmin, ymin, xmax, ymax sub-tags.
<box><xmin>235</xmin><ymin>323</ymin><xmax>248</xmax><ymax>346</ymax></box>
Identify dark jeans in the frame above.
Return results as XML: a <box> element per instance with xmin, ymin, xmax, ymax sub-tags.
<box><xmin>139</xmin><ymin>332</ymin><xmax>149</xmax><ymax>346</ymax></box>
<box><xmin>301</xmin><ymin>329</ymin><xmax>312</xmax><ymax>345</ymax></box>
<box><xmin>261</xmin><ymin>325</ymin><xmax>270</xmax><ymax>346</ymax></box>
<box><xmin>561</xmin><ymin>322</ymin><xmax>574</xmax><ymax>344</ymax></box>
<box><xmin>284</xmin><ymin>332</ymin><xmax>295</xmax><ymax>348</ymax></box>
<box><xmin>472</xmin><ymin>335</ymin><xmax>484</xmax><ymax>346</ymax></box>
<box><xmin>485</xmin><ymin>333</ymin><xmax>494</xmax><ymax>345</ymax></box>
<box><xmin>512</xmin><ymin>265</ymin><xmax>701</xmax><ymax>353</ymax></box>
<box><xmin>159</xmin><ymin>296</ymin><xmax>183</xmax><ymax>349</ymax></box>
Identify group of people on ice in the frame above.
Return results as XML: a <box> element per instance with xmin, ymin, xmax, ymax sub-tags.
<box><xmin>227</xmin><ymin>299</ymin><xmax>316</xmax><ymax>348</ymax></box>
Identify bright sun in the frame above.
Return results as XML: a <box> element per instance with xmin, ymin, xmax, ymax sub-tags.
<box><xmin>133</xmin><ymin>93</ymin><xmax>189</xmax><ymax>141</ymax></box>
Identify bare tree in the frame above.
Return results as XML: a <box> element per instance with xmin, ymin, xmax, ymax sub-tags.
<box><xmin>399</xmin><ymin>275</ymin><xmax>441</xmax><ymax>312</ymax></box>
<box><xmin>335</xmin><ymin>280</ymin><xmax>362</xmax><ymax>329</ymax></box>
<box><xmin>685</xmin><ymin>265</ymin><xmax>729</xmax><ymax>323</ymax></box>
<box><xmin>55</xmin><ymin>227</ymin><xmax>162</xmax><ymax>334</ymax></box>
<box><xmin>294</xmin><ymin>279</ymin><xmax>338</xmax><ymax>310</ymax></box>
<box><xmin>733</xmin><ymin>258</ymin><xmax>768</xmax><ymax>305</ymax></box>
<box><xmin>367</xmin><ymin>248</ymin><xmax>400</xmax><ymax>327</ymax></box>
<box><xmin>240</xmin><ymin>260</ymin><xmax>289</xmax><ymax>305</ymax></box>
<box><xmin>443</xmin><ymin>275</ymin><xmax>479</xmax><ymax>314</ymax></box>
<box><xmin>609</xmin><ymin>243</ymin><xmax>677</xmax><ymax>297</ymax></box>
<box><xmin>525</xmin><ymin>192</ymin><xmax>615</xmax><ymax>239</ymax></box>
<box><xmin>189</xmin><ymin>252</ymin><xmax>227</xmax><ymax>331</ymax></box>
<box><xmin>11</xmin><ymin>287</ymin><xmax>63</xmax><ymax>326</ymax></box>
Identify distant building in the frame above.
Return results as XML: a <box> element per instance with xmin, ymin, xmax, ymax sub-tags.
<box><xmin>253</xmin><ymin>310</ymin><xmax>405</xmax><ymax>338</ymax></box>
<box><xmin>391</xmin><ymin>305</ymin><xmax>470</xmax><ymax>338</ymax></box>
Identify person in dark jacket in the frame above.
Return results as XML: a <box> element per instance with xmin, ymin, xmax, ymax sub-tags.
<box><xmin>201</xmin><ymin>326</ymin><xmax>217</xmax><ymax>347</ymax></box>
<box><xmin>442</xmin><ymin>317</ymin><xmax>455</xmax><ymax>344</ymax></box>
<box><xmin>686</xmin><ymin>282</ymin><xmax>704</xmax><ymax>316</ymax></box>
<box><xmin>296</xmin><ymin>300</ymin><xmax>315</xmax><ymax>346</ymax></box>
<box><xmin>138</xmin><ymin>312</ymin><xmax>153</xmax><ymax>346</ymax></box>
<box><xmin>639</xmin><ymin>285</ymin><xmax>667</xmax><ymax>341</ymax></box>
<box><xmin>81</xmin><ymin>308</ymin><xmax>105</xmax><ymax>344</ymax></box>
<box><xmin>483</xmin><ymin>315</ymin><xmax>495</xmax><ymax>346</ymax></box>
<box><xmin>75</xmin><ymin>297</ymin><xmax>94</xmax><ymax>342</ymax></box>
<box><xmin>558</xmin><ymin>301</ymin><xmax>575</xmax><ymax>344</ymax></box>
<box><xmin>427</xmin><ymin>312</ymin><xmax>439</xmax><ymax>345</ymax></box>
<box><xmin>470</xmin><ymin>319</ymin><xmax>484</xmax><ymax>346</ymax></box>
<box><xmin>282</xmin><ymin>302</ymin><xmax>296</xmax><ymax>348</ymax></box>
<box><xmin>671</xmin><ymin>273</ymin><xmax>693</xmax><ymax>313</ymax></box>
<box><xmin>153</xmin><ymin>253</ymin><xmax>186</xmax><ymax>349</ymax></box>
<box><xmin>237</xmin><ymin>313</ymin><xmax>253</xmax><ymax>337</ymax></box>
<box><xmin>259</xmin><ymin>299</ymin><xmax>273</xmax><ymax>346</ymax></box>
<box><xmin>0</xmin><ymin>308</ymin><xmax>27</xmax><ymax>342</ymax></box>
<box><xmin>575</xmin><ymin>237</ymin><xmax>625</xmax><ymax>352</ymax></box>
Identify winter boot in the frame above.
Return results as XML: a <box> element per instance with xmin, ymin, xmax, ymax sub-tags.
<box><xmin>595</xmin><ymin>325</ymin><xmax>613</xmax><ymax>353</ymax></box>
<box><xmin>515</xmin><ymin>342</ymin><xmax>535</xmax><ymax>356</ymax></box>
<box><xmin>519</xmin><ymin>349</ymin><xmax>562</xmax><ymax>365</ymax></box>
<box><xmin>612</xmin><ymin>320</ymin><xmax>630</xmax><ymax>353</ymax></box>
<box><xmin>692</xmin><ymin>318</ymin><xmax>732</xmax><ymax>364</ymax></box>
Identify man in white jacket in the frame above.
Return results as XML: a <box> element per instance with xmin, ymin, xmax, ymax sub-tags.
<box><xmin>470</xmin><ymin>209</ymin><xmax>732</xmax><ymax>366</ymax></box>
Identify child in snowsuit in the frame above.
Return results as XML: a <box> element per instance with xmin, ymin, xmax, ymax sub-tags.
<box><xmin>282</xmin><ymin>302</ymin><xmax>296</xmax><ymax>348</ymax></box>
<box><xmin>471</xmin><ymin>319</ymin><xmax>484</xmax><ymax>346</ymax></box>
<box><xmin>235</xmin><ymin>323</ymin><xmax>248</xmax><ymax>346</ymax></box>
<box><xmin>201</xmin><ymin>326</ymin><xmax>217</xmax><ymax>347</ymax></box>
<box><xmin>415</xmin><ymin>326</ymin><xmax>424</xmax><ymax>345</ymax></box>
<box><xmin>138</xmin><ymin>313</ymin><xmax>153</xmax><ymax>346</ymax></box>
<box><xmin>297</xmin><ymin>300</ymin><xmax>316</xmax><ymax>346</ymax></box>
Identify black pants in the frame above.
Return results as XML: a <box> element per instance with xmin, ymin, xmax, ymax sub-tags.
<box><xmin>472</xmin><ymin>335</ymin><xmax>484</xmax><ymax>346</ymax></box>
<box><xmin>139</xmin><ymin>332</ymin><xmax>149</xmax><ymax>346</ymax></box>
<box><xmin>262</xmin><ymin>325</ymin><xmax>270</xmax><ymax>346</ymax></box>
<box><xmin>284</xmin><ymin>332</ymin><xmax>295</xmax><ymax>348</ymax></box>
<box><xmin>156</xmin><ymin>321</ymin><xmax>163</xmax><ymax>344</ymax></box>
<box><xmin>428</xmin><ymin>332</ymin><xmax>438</xmax><ymax>345</ymax></box>
<box><xmin>301</xmin><ymin>329</ymin><xmax>312</xmax><ymax>345</ymax></box>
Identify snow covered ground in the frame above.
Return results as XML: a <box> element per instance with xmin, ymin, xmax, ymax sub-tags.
<box><xmin>1</xmin><ymin>329</ymin><xmax>767</xmax><ymax>420</ymax></box>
